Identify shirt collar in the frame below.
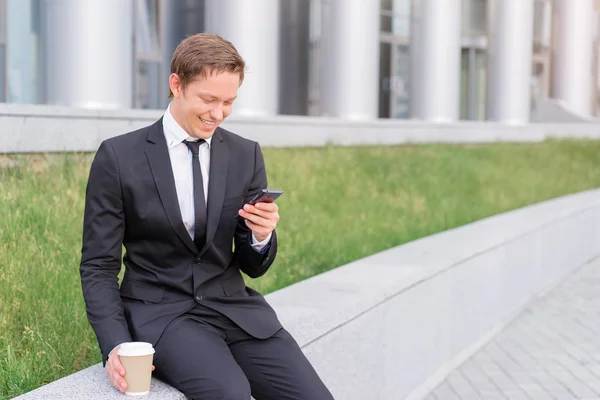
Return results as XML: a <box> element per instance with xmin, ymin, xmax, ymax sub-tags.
<box><xmin>162</xmin><ymin>103</ymin><xmax>213</xmax><ymax>149</ymax></box>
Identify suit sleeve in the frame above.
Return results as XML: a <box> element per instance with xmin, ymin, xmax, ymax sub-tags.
<box><xmin>80</xmin><ymin>141</ymin><xmax>132</xmax><ymax>364</ymax></box>
<box><xmin>234</xmin><ymin>142</ymin><xmax>278</xmax><ymax>278</ymax></box>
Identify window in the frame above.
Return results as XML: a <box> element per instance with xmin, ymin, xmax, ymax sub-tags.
<box><xmin>394</xmin><ymin>44</ymin><xmax>410</xmax><ymax>118</ymax></box>
<box><xmin>380</xmin><ymin>0</ymin><xmax>412</xmax><ymax>119</ymax></box>
<box><xmin>533</xmin><ymin>0</ymin><xmax>552</xmax><ymax>53</ymax></box>
<box><xmin>135</xmin><ymin>0</ymin><xmax>159</xmax><ymax>56</ymax></box>
<box><xmin>381</xmin><ymin>0</ymin><xmax>411</xmax><ymax>37</ymax></box>
<box><xmin>134</xmin><ymin>0</ymin><xmax>161</xmax><ymax>109</ymax></box>
<box><xmin>462</xmin><ymin>0</ymin><xmax>487</xmax><ymax>36</ymax></box>
<box><xmin>460</xmin><ymin>48</ymin><xmax>486</xmax><ymax>120</ymax></box>
<box><xmin>0</xmin><ymin>0</ymin><xmax>6</xmax><ymax>102</ymax></box>
<box><xmin>6</xmin><ymin>0</ymin><xmax>42</xmax><ymax>104</ymax></box>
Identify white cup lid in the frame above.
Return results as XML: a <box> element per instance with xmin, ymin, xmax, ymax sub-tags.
<box><xmin>117</xmin><ymin>342</ymin><xmax>155</xmax><ymax>357</ymax></box>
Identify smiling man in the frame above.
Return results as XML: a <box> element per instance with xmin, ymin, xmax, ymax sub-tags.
<box><xmin>79</xmin><ymin>33</ymin><xmax>333</xmax><ymax>400</ymax></box>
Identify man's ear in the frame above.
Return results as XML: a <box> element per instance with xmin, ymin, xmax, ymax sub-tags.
<box><xmin>169</xmin><ymin>73</ymin><xmax>182</xmax><ymax>98</ymax></box>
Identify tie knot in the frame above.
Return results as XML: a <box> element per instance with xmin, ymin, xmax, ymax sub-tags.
<box><xmin>183</xmin><ymin>139</ymin><xmax>205</xmax><ymax>156</ymax></box>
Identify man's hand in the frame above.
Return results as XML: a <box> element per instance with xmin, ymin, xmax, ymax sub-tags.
<box><xmin>107</xmin><ymin>345</ymin><xmax>155</xmax><ymax>393</ymax></box>
<box><xmin>107</xmin><ymin>346</ymin><xmax>128</xmax><ymax>393</ymax></box>
<box><xmin>239</xmin><ymin>201</ymin><xmax>279</xmax><ymax>242</ymax></box>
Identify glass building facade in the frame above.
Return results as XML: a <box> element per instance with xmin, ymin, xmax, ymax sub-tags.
<box><xmin>0</xmin><ymin>0</ymin><xmax>598</xmax><ymax>123</ymax></box>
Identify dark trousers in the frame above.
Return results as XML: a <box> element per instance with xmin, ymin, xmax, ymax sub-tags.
<box><xmin>152</xmin><ymin>304</ymin><xmax>334</xmax><ymax>400</ymax></box>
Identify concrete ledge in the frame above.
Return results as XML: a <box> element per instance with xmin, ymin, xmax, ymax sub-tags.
<box><xmin>1</xmin><ymin>103</ymin><xmax>600</xmax><ymax>153</ymax></box>
<box><xmin>266</xmin><ymin>189</ymin><xmax>600</xmax><ymax>399</ymax></box>
<box><xmin>12</xmin><ymin>364</ymin><xmax>185</xmax><ymax>400</ymax></box>
<box><xmin>13</xmin><ymin>189</ymin><xmax>600</xmax><ymax>399</ymax></box>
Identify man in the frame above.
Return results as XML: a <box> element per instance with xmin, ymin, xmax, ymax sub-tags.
<box><xmin>80</xmin><ymin>33</ymin><xmax>333</xmax><ymax>400</ymax></box>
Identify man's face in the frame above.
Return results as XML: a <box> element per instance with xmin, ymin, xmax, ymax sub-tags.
<box><xmin>169</xmin><ymin>71</ymin><xmax>240</xmax><ymax>139</ymax></box>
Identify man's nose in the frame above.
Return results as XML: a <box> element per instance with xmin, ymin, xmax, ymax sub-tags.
<box><xmin>210</xmin><ymin>104</ymin><xmax>223</xmax><ymax>121</ymax></box>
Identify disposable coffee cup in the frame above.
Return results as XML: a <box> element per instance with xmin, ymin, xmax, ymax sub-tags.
<box><xmin>117</xmin><ymin>342</ymin><xmax>155</xmax><ymax>396</ymax></box>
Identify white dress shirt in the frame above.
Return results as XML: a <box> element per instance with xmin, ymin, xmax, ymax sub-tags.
<box><xmin>162</xmin><ymin>104</ymin><xmax>271</xmax><ymax>250</ymax></box>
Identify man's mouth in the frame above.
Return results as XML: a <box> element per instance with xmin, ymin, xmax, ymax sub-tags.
<box><xmin>199</xmin><ymin>117</ymin><xmax>216</xmax><ymax>126</ymax></box>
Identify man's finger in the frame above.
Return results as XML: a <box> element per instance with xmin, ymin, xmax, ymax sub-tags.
<box><xmin>245</xmin><ymin>219</ymin><xmax>268</xmax><ymax>234</ymax></box>
<box><xmin>106</xmin><ymin>356</ymin><xmax>127</xmax><ymax>392</ymax></box>
<box><xmin>244</xmin><ymin>218</ymin><xmax>259</xmax><ymax>230</ymax></box>
<box><xmin>240</xmin><ymin>210</ymin><xmax>262</xmax><ymax>225</ymax></box>
<box><xmin>112</xmin><ymin>371</ymin><xmax>123</xmax><ymax>382</ymax></box>
<box><xmin>242</xmin><ymin>204</ymin><xmax>270</xmax><ymax>218</ymax></box>
<box><xmin>240</xmin><ymin>208</ymin><xmax>279</xmax><ymax>226</ymax></box>
<box><xmin>246</xmin><ymin>215</ymin><xmax>276</xmax><ymax>231</ymax></box>
<box><xmin>254</xmin><ymin>202</ymin><xmax>278</xmax><ymax>212</ymax></box>
<box><xmin>112</xmin><ymin>373</ymin><xmax>126</xmax><ymax>391</ymax></box>
<box><xmin>112</xmin><ymin>355</ymin><xmax>125</xmax><ymax>375</ymax></box>
<box><xmin>243</xmin><ymin>202</ymin><xmax>278</xmax><ymax>215</ymax></box>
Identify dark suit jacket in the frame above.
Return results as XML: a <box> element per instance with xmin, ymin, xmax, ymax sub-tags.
<box><xmin>80</xmin><ymin>119</ymin><xmax>282</xmax><ymax>364</ymax></box>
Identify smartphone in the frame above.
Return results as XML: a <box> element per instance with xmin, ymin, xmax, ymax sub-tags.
<box><xmin>248</xmin><ymin>189</ymin><xmax>284</xmax><ymax>205</ymax></box>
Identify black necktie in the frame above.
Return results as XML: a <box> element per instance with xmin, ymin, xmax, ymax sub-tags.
<box><xmin>183</xmin><ymin>140</ymin><xmax>207</xmax><ymax>249</ymax></box>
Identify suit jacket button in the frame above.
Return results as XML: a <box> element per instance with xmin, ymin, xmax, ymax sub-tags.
<box><xmin>196</xmin><ymin>295</ymin><xmax>203</xmax><ymax>302</ymax></box>
<box><xmin>195</xmin><ymin>257</ymin><xmax>201</xmax><ymax>263</ymax></box>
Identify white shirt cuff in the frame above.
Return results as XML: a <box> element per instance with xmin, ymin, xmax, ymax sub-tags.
<box><xmin>251</xmin><ymin>232</ymin><xmax>272</xmax><ymax>251</ymax></box>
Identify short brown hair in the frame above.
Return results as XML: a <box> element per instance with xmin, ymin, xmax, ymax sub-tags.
<box><xmin>169</xmin><ymin>33</ymin><xmax>245</xmax><ymax>97</ymax></box>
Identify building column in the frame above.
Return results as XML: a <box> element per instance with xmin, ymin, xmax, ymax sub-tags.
<box><xmin>204</xmin><ymin>0</ymin><xmax>280</xmax><ymax>117</ymax></box>
<box><xmin>552</xmin><ymin>0</ymin><xmax>594</xmax><ymax>116</ymax></box>
<box><xmin>409</xmin><ymin>0</ymin><xmax>462</xmax><ymax>122</ymax></box>
<box><xmin>319</xmin><ymin>0</ymin><xmax>380</xmax><ymax>120</ymax></box>
<box><xmin>43</xmin><ymin>0</ymin><xmax>133</xmax><ymax>109</ymax></box>
<box><xmin>486</xmin><ymin>0</ymin><xmax>535</xmax><ymax>124</ymax></box>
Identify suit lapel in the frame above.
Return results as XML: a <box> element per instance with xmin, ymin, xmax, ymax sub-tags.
<box><xmin>199</xmin><ymin>127</ymin><xmax>229</xmax><ymax>255</ymax></box>
<box><xmin>144</xmin><ymin>119</ymin><xmax>197</xmax><ymax>253</ymax></box>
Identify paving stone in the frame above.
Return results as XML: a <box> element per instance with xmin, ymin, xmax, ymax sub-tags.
<box><xmin>427</xmin><ymin>258</ymin><xmax>600</xmax><ymax>400</ymax></box>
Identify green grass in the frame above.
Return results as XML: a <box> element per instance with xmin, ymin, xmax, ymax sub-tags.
<box><xmin>2</xmin><ymin>139</ymin><xmax>600</xmax><ymax>398</ymax></box>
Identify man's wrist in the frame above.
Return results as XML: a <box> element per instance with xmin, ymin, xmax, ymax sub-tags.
<box><xmin>251</xmin><ymin>232</ymin><xmax>272</xmax><ymax>252</ymax></box>
<box><xmin>253</xmin><ymin>233</ymin><xmax>269</xmax><ymax>243</ymax></box>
